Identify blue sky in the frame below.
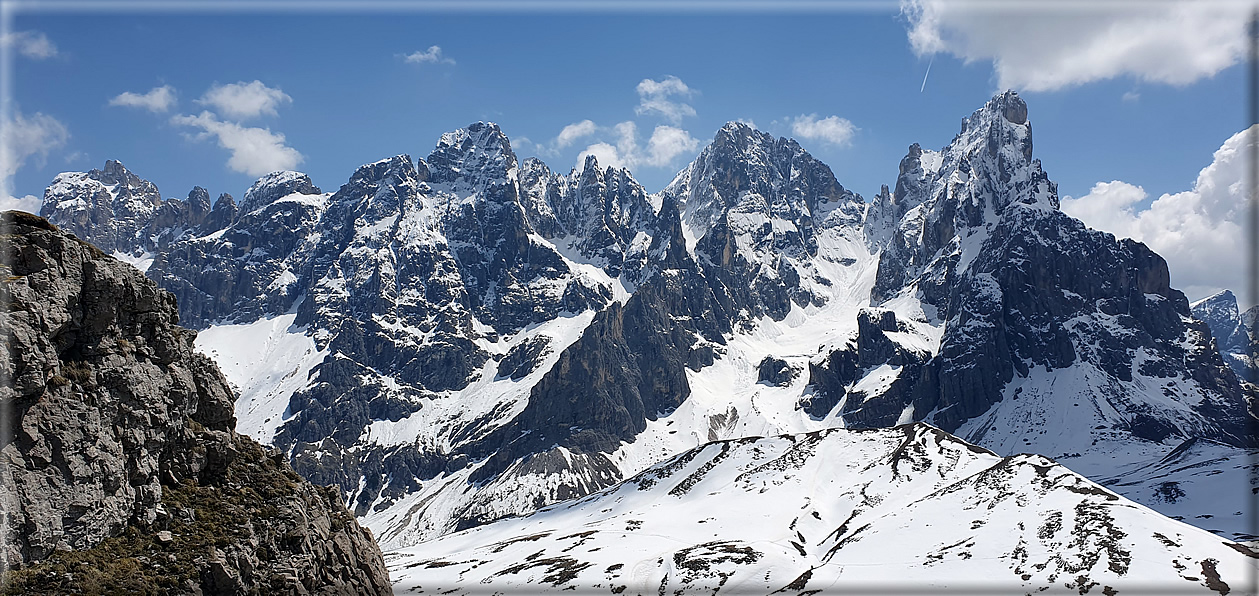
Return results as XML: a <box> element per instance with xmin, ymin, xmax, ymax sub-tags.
<box><xmin>2</xmin><ymin>1</ymin><xmax>1253</xmax><ymax>302</ymax></box>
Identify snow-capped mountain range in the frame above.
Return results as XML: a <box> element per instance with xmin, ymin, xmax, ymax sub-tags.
<box><xmin>38</xmin><ymin>90</ymin><xmax>1258</xmax><ymax>579</ymax></box>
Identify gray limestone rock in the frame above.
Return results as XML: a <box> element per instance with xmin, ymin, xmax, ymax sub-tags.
<box><xmin>0</xmin><ymin>211</ymin><xmax>392</xmax><ymax>595</ymax></box>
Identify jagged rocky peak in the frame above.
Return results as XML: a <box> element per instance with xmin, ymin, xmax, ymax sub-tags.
<box><xmin>349</xmin><ymin>154</ymin><xmax>418</xmax><ymax>185</ymax></box>
<box><xmin>0</xmin><ymin>211</ymin><xmax>392</xmax><ymax>594</ymax></box>
<box><xmin>657</xmin><ymin>121</ymin><xmax>866</xmax><ymax>323</ymax></box>
<box><xmin>203</xmin><ymin>191</ymin><xmax>238</xmax><ymax>232</ymax></box>
<box><xmin>150</xmin><ymin>186</ymin><xmax>211</xmax><ymax>237</ymax></box>
<box><xmin>40</xmin><ymin>159</ymin><xmax>163</xmax><ymax>254</ymax></box>
<box><xmin>672</xmin><ymin>121</ymin><xmax>862</xmax><ymax>248</ymax></box>
<box><xmin>870</xmin><ymin>90</ymin><xmax>1058</xmax><ymax>305</ymax></box>
<box><xmin>1192</xmin><ymin>290</ymin><xmax>1245</xmax><ymax>348</ymax></box>
<box><xmin>426</xmin><ymin>121</ymin><xmax>517</xmax><ymax>191</ymax></box>
<box><xmin>237</xmin><ymin>170</ymin><xmax>322</xmax><ymax>214</ymax></box>
<box><xmin>517</xmin><ymin>152</ymin><xmax>658</xmax><ymax>280</ymax></box>
<box><xmin>94</xmin><ymin>159</ymin><xmax>162</xmax><ymax>200</ymax></box>
<box><xmin>185</xmin><ymin>185</ymin><xmax>212</xmax><ymax>218</ymax></box>
<box><xmin>926</xmin><ymin>91</ymin><xmax>1045</xmax><ymax>219</ymax></box>
<box><xmin>331</xmin><ymin>154</ymin><xmax>420</xmax><ymax>220</ymax></box>
<box><xmin>517</xmin><ymin>156</ymin><xmax>565</xmax><ymax>237</ymax></box>
<box><xmin>41</xmin><ymin>160</ymin><xmax>243</xmax><ymax>260</ymax></box>
<box><xmin>1192</xmin><ymin>289</ymin><xmax>1257</xmax><ymax>382</ymax></box>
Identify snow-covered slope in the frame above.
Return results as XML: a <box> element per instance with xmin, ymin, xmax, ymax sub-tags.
<box><xmin>388</xmin><ymin>424</ymin><xmax>1258</xmax><ymax>594</ymax></box>
<box><xmin>1084</xmin><ymin>437</ymin><xmax>1258</xmax><ymax>542</ymax></box>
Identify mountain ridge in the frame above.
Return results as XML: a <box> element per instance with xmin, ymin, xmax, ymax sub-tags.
<box><xmin>34</xmin><ymin>91</ymin><xmax>1259</xmax><ymax>553</ymax></box>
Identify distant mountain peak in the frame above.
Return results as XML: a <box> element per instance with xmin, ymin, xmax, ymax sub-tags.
<box><xmin>428</xmin><ymin>121</ymin><xmax>517</xmax><ymax>188</ymax></box>
<box><xmin>239</xmin><ymin>170</ymin><xmax>322</xmax><ymax>214</ymax></box>
<box><xmin>1192</xmin><ymin>288</ymin><xmax>1238</xmax><ymax>309</ymax></box>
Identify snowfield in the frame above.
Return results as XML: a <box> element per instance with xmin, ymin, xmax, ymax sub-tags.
<box><xmin>387</xmin><ymin>424</ymin><xmax>1258</xmax><ymax>594</ymax></box>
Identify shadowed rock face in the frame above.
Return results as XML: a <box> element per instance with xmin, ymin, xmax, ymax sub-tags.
<box><xmin>0</xmin><ymin>211</ymin><xmax>392</xmax><ymax>595</ymax></box>
<box><xmin>1192</xmin><ymin>290</ymin><xmax>1259</xmax><ymax>383</ymax></box>
<box><xmin>858</xmin><ymin>92</ymin><xmax>1255</xmax><ymax>448</ymax></box>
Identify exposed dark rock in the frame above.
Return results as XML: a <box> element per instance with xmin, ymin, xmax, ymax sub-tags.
<box><xmin>757</xmin><ymin>356</ymin><xmax>798</xmax><ymax>387</ymax></box>
<box><xmin>519</xmin><ymin>155</ymin><xmax>658</xmax><ymax>280</ymax></box>
<box><xmin>803</xmin><ymin>347</ymin><xmax>859</xmax><ymax>419</ymax></box>
<box><xmin>148</xmin><ymin>180</ymin><xmax>325</xmax><ymax>328</ymax></box>
<box><xmin>1192</xmin><ymin>290</ymin><xmax>1257</xmax><ymax>383</ymax></box>
<box><xmin>498</xmin><ymin>335</ymin><xmax>552</xmax><ymax>380</ymax></box>
<box><xmin>859</xmin><ymin>92</ymin><xmax>1254</xmax><ymax>449</ymax></box>
<box><xmin>204</xmin><ymin>193</ymin><xmax>238</xmax><ymax>234</ymax></box>
<box><xmin>487</xmin><ymin>266</ymin><xmax>728</xmax><ymax>464</ymax></box>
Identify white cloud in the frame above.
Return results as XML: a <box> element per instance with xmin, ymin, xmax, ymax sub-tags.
<box><xmin>791</xmin><ymin>114</ymin><xmax>857</xmax><ymax>146</ymax></box>
<box><xmin>0</xmin><ymin>194</ymin><xmax>41</xmax><ymax>214</ymax></box>
<box><xmin>643</xmin><ymin>125</ymin><xmax>700</xmax><ymax>166</ymax></box>
<box><xmin>0</xmin><ymin>31</ymin><xmax>57</xmax><ymax>59</ymax></box>
<box><xmin>1122</xmin><ymin>90</ymin><xmax>1141</xmax><ymax>103</ymax></box>
<box><xmin>404</xmin><ymin>45</ymin><xmax>455</xmax><ymax>65</ymax></box>
<box><xmin>635</xmin><ymin>75</ymin><xmax>696</xmax><ymax>124</ymax></box>
<box><xmin>576</xmin><ymin>121</ymin><xmax>699</xmax><ymax>172</ymax></box>
<box><xmin>562</xmin><ymin>76</ymin><xmax>701</xmax><ymax>173</ymax></box>
<box><xmin>109</xmin><ymin>85</ymin><xmax>177</xmax><ymax>113</ymax></box>
<box><xmin>577</xmin><ymin>142</ymin><xmax>626</xmax><ymax>172</ymax></box>
<box><xmin>171</xmin><ymin>111</ymin><xmax>303</xmax><ymax>177</ymax></box>
<box><xmin>902</xmin><ymin>0</ymin><xmax>1250</xmax><ymax>92</ymax></box>
<box><xmin>554</xmin><ymin>120</ymin><xmax>597</xmax><ymax>150</ymax></box>
<box><xmin>1061</xmin><ymin>126</ymin><xmax>1252</xmax><ymax>304</ymax></box>
<box><xmin>197</xmin><ymin>81</ymin><xmax>292</xmax><ymax>120</ymax></box>
<box><xmin>1</xmin><ymin>111</ymin><xmax>69</xmax><ymax>189</ymax></box>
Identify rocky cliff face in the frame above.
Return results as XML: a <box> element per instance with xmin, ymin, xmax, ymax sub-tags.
<box><xmin>1192</xmin><ymin>290</ymin><xmax>1258</xmax><ymax>383</ymax></box>
<box><xmin>0</xmin><ymin>211</ymin><xmax>391</xmax><ymax>594</ymax></box>
<box><xmin>853</xmin><ymin>92</ymin><xmax>1254</xmax><ymax>455</ymax></box>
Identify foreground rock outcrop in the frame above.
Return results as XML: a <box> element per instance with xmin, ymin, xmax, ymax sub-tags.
<box><xmin>0</xmin><ymin>211</ymin><xmax>391</xmax><ymax>594</ymax></box>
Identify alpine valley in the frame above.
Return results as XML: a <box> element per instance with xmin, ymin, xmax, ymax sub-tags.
<box><xmin>32</xmin><ymin>91</ymin><xmax>1259</xmax><ymax>593</ymax></box>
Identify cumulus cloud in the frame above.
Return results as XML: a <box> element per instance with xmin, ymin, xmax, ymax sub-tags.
<box><xmin>577</xmin><ymin>142</ymin><xmax>625</xmax><ymax>172</ymax></box>
<box><xmin>1</xmin><ymin>111</ymin><xmax>69</xmax><ymax>183</ymax></box>
<box><xmin>554</xmin><ymin>120</ymin><xmax>597</xmax><ymax>150</ymax></box>
<box><xmin>791</xmin><ymin>114</ymin><xmax>857</xmax><ymax>146</ymax></box>
<box><xmin>1060</xmin><ymin>126</ymin><xmax>1252</xmax><ymax>304</ymax></box>
<box><xmin>171</xmin><ymin>111</ymin><xmax>303</xmax><ymax>177</ymax></box>
<box><xmin>0</xmin><ymin>111</ymin><xmax>69</xmax><ymax>212</ymax></box>
<box><xmin>404</xmin><ymin>45</ymin><xmax>455</xmax><ymax>65</ymax></box>
<box><xmin>902</xmin><ymin>0</ymin><xmax>1250</xmax><ymax>92</ymax></box>
<box><xmin>548</xmin><ymin>76</ymin><xmax>701</xmax><ymax>173</ymax></box>
<box><xmin>635</xmin><ymin>75</ymin><xmax>696</xmax><ymax>124</ymax></box>
<box><xmin>0</xmin><ymin>194</ymin><xmax>42</xmax><ymax>213</ymax></box>
<box><xmin>109</xmin><ymin>85</ymin><xmax>177</xmax><ymax>113</ymax></box>
<box><xmin>576</xmin><ymin>122</ymin><xmax>700</xmax><ymax>172</ymax></box>
<box><xmin>1</xmin><ymin>30</ymin><xmax>57</xmax><ymax>59</ymax></box>
<box><xmin>197</xmin><ymin>81</ymin><xmax>292</xmax><ymax>120</ymax></box>
<box><xmin>643</xmin><ymin>125</ymin><xmax>701</xmax><ymax>166</ymax></box>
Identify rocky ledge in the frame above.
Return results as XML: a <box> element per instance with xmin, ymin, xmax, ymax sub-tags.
<box><xmin>0</xmin><ymin>211</ymin><xmax>392</xmax><ymax>595</ymax></box>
